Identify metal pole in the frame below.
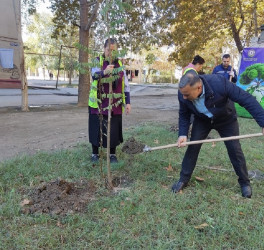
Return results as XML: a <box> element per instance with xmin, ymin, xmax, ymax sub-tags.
<box><xmin>56</xmin><ymin>45</ymin><xmax>63</xmax><ymax>89</ymax></box>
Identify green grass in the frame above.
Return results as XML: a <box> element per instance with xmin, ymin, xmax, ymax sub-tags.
<box><xmin>1</xmin><ymin>117</ymin><xmax>264</xmax><ymax>249</ymax></box>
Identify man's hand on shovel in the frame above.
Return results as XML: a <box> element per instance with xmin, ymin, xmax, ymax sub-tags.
<box><xmin>177</xmin><ymin>136</ymin><xmax>187</xmax><ymax>148</ymax></box>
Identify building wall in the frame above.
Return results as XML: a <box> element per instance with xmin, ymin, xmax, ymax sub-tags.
<box><xmin>0</xmin><ymin>0</ymin><xmax>21</xmax><ymax>88</ymax></box>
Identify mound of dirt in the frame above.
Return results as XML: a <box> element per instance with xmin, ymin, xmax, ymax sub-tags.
<box><xmin>121</xmin><ymin>137</ymin><xmax>145</xmax><ymax>154</ymax></box>
<box><xmin>21</xmin><ymin>178</ymin><xmax>97</xmax><ymax>215</ymax></box>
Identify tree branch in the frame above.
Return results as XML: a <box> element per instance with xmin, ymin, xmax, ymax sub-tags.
<box><xmin>72</xmin><ymin>21</ymin><xmax>81</xmax><ymax>28</ymax></box>
<box><xmin>85</xmin><ymin>0</ymin><xmax>102</xmax><ymax>31</ymax></box>
<box><xmin>87</xmin><ymin>1</ymin><xmax>97</xmax><ymax>7</ymax></box>
<box><xmin>237</xmin><ymin>0</ymin><xmax>244</xmax><ymax>34</ymax></box>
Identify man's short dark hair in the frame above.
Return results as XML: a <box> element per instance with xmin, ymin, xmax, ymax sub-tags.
<box><xmin>192</xmin><ymin>55</ymin><xmax>205</xmax><ymax>65</ymax></box>
<box><xmin>222</xmin><ymin>54</ymin><xmax>230</xmax><ymax>59</ymax></box>
<box><xmin>179</xmin><ymin>72</ymin><xmax>201</xmax><ymax>88</ymax></box>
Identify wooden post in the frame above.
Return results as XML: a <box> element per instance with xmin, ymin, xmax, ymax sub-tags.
<box><xmin>18</xmin><ymin>0</ymin><xmax>29</xmax><ymax>111</ymax></box>
<box><xmin>56</xmin><ymin>45</ymin><xmax>63</xmax><ymax>89</ymax></box>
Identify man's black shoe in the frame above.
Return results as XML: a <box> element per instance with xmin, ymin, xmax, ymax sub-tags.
<box><xmin>91</xmin><ymin>154</ymin><xmax>99</xmax><ymax>163</ymax></box>
<box><xmin>171</xmin><ymin>180</ymin><xmax>188</xmax><ymax>193</ymax></box>
<box><xmin>241</xmin><ymin>185</ymin><xmax>252</xmax><ymax>198</ymax></box>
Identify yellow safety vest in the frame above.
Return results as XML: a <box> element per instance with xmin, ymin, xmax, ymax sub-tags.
<box><xmin>183</xmin><ymin>67</ymin><xmax>198</xmax><ymax>75</ymax></box>
<box><xmin>89</xmin><ymin>55</ymin><xmax>126</xmax><ymax>111</ymax></box>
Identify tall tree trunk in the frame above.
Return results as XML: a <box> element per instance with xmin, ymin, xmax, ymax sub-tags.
<box><xmin>223</xmin><ymin>0</ymin><xmax>244</xmax><ymax>53</ymax></box>
<box><xmin>231</xmin><ymin>27</ymin><xmax>244</xmax><ymax>53</ymax></box>
<box><xmin>78</xmin><ymin>0</ymin><xmax>90</xmax><ymax>106</ymax></box>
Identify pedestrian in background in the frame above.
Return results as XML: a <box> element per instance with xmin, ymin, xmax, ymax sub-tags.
<box><xmin>212</xmin><ymin>54</ymin><xmax>237</xmax><ymax>83</ymax></box>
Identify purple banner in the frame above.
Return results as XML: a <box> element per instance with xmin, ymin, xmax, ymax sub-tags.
<box><xmin>236</xmin><ymin>47</ymin><xmax>264</xmax><ymax>117</ymax></box>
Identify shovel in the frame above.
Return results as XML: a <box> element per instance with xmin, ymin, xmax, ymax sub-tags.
<box><xmin>143</xmin><ymin>133</ymin><xmax>263</xmax><ymax>152</ymax></box>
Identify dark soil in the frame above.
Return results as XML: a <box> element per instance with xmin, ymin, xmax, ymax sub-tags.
<box><xmin>121</xmin><ymin>137</ymin><xmax>146</xmax><ymax>154</ymax></box>
<box><xmin>21</xmin><ymin>176</ymin><xmax>133</xmax><ymax>216</ymax></box>
<box><xmin>21</xmin><ymin>178</ymin><xmax>97</xmax><ymax>215</ymax></box>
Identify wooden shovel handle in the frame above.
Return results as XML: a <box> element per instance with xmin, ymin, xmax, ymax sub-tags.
<box><xmin>229</xmin><ymin>65</ymin><xmax>234</xmax><ymax>82</ymax></box>
<box><xmin>148</xmin><ymin>133</ymin><xmax>263</xmax><ymax>151</ymax></box>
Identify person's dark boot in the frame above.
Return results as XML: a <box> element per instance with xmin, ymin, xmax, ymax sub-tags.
<box><xmin>241</xmin><ymin>185</ymin><xmax>252</xmax><ymax>198</ymax></box>
<box><xmin>91</xmin><ymin>154</ymin><xmax>99</xmax><ymax>163</ymax></box>
<box><xmin>171</xmin><ymin>180</ymin><xmax>188</xmax><ymax>193</ymax></box>
<box><xmin>110</xmin><ymin>154</ymin><xmax>118</xmax><ymax>163</ymax></box>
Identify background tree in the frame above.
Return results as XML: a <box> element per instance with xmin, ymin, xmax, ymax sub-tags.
<box><xmin>155</xmin><ymin>0</ymin><xmax>264</xmax><ymax>66</ymax></box>
<box><xmin>24</xmin><ymin>12</ymin><xmax>78</xmax><ymax>80</ymax></box>
<box><xmin>49</xmin><ymin>0</ymin><xmax>102</xmax><ymax>106</ymax></box>
<box><xmin>22</xmin><ymin>0</ymin><xmax>264</xmax><ymax>87</ymax></box>
<box><xmin>49</xmin><ymin>0</ymin><xmax>165</xmax><ymax>104</ymax></box>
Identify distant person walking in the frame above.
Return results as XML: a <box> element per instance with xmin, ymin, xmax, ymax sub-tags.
<box><xmin>49</xmin><ymin>72</ymin><xmax>53</xmax><ymax>80</ymax></box>
<box><xmin>212</xmin><ymin>54</ymin><xmax>237</xmax><ymax>83</ymax></box>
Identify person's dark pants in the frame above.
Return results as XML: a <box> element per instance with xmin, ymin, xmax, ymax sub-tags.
<box><xmin>89</xmin><ymin>108</ymin><xmax>123</xmax><ymax>155</ymax></box>
<box><xmin>179</xmin><ymin>117</ymin><xmax>250</xmax><ymax>186</ymax></box>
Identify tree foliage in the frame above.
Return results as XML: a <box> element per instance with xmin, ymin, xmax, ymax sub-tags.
<box><xmin>22</xmin><ymin>0</ymin><xmax>45</xmax><ymax>15</ymax></box>
<box><xmin>22</xmin><ymin>0</ymin><xmax>264</xmax><ymax>77</ymax></box>
<box><xmin>154</xmin><ymin>0</ymin><xmax>264</xmax><ymax>66</ymax></box>
<box><xmin>24</xmin><ymin>12</ymin><xmax>78</xmax><ymax>75</ymax></box>
<box><xmin>49</xmin><ymin>0</ymin><xmax>79</xmax><ymax>39</ymax></box>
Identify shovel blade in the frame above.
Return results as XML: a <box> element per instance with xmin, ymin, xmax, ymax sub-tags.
<box><xmin>143</xmin><ymin>145</ymin><xmax>152</xmax><ymax>152</ymax></box>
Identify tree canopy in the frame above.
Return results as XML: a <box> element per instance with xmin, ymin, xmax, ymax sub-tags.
<box><xmin>22</xmin><ymin>0</ymin><xmax>264</xmax><ymax>77</ymax></box>
<box><xmin>151</xmin><ymin>0</ymin><xmax>264</xmax><ymax>66</ymax></box>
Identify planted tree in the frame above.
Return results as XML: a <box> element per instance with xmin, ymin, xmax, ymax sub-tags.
<box><xmin>77</xmin><ymin>0</ymin><xmax>130</xmax><ymax>189</ymax></box>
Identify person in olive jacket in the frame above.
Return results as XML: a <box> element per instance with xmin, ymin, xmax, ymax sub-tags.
<box><xmin>172</xmin><ymin>72</ymin><xmax>264</xmax><ymax>198</ymax></box>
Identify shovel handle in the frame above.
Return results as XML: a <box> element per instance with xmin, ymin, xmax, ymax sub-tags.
<box><xmin>229</xmin><ymin>65</ymin><xmax>234</xmax><ymax>82</ymax></box>
<box><xmin>148</xmin><ymin>133</ymin><xmax>263</xmax><ymax>151</ymax></box>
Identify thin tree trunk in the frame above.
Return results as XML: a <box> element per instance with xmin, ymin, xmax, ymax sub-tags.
<box><xmin>106</xmin><ymin>80</ymin><xmax>113</xmax><ymax>190</ymax></box>
<box><xmin>78</xmin><ymin>0</ymin><xmax>90</xmax><ymax>106</ymax></box>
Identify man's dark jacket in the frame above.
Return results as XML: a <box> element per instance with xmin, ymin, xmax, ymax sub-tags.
<box><xmin>178</xmin><ymin>74</ymin><xmax>264</xmax><ymax>136</ymax></box>
<box><xmin>212</xmin><ymin>64</ymin><xmax>237</xmax><ymax>83</ymax></box>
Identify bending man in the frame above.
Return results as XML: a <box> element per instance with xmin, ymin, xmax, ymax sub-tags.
<box><xmin>172</xmin><ymin>72</ymin><xmax>264</xmax><ymax>198</ymax></box>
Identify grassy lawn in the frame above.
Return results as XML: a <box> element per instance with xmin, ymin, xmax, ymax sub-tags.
<box><xmin>1</xmin><ymin>117</ymin><xmax>264</xmax><ymax>249</ymax></box>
